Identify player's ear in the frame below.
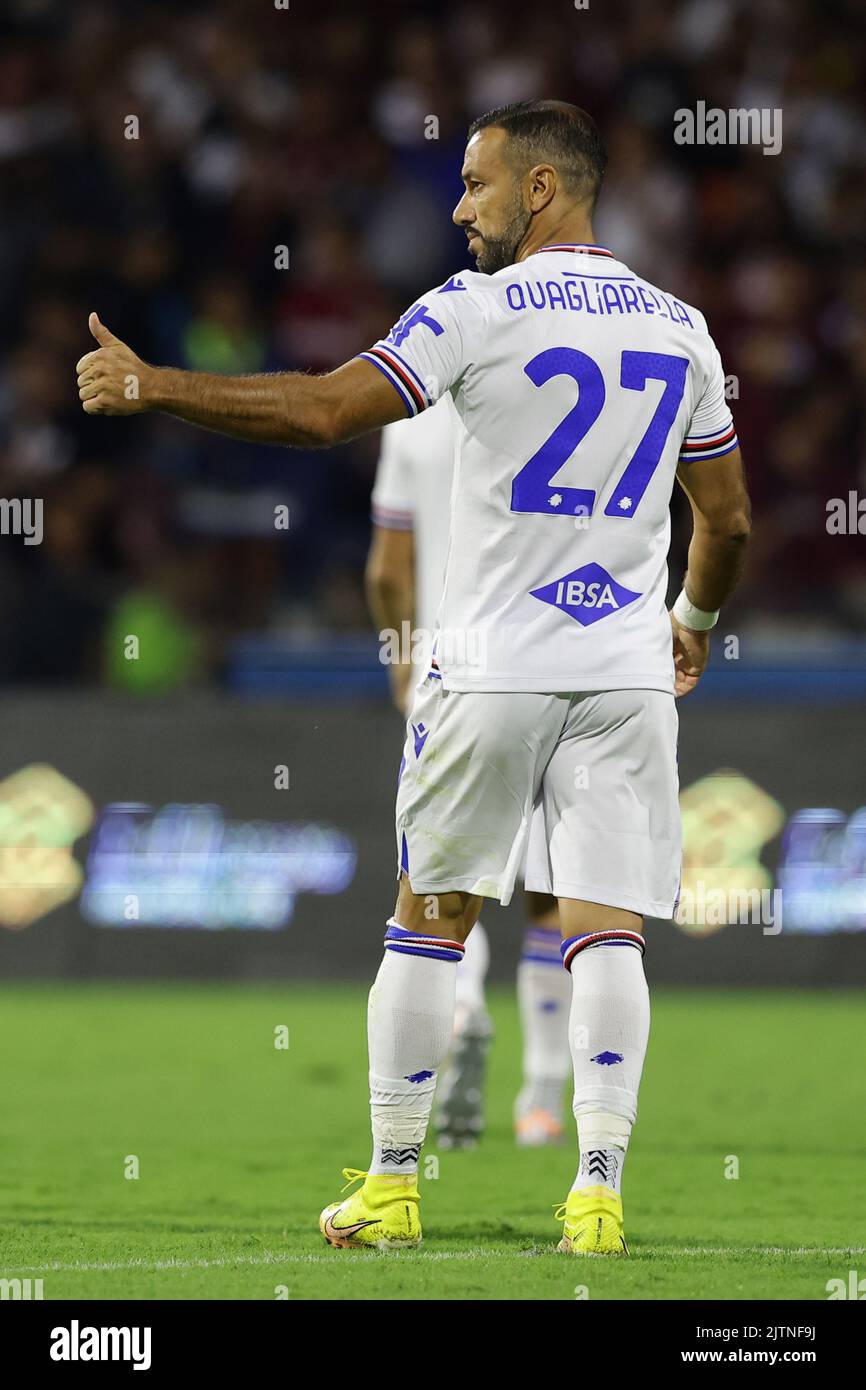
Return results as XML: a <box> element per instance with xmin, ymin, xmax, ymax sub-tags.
<box><xmin>527</xmin><ymin>164</ymin><xmax>557</xmax><ymax>212</ymax></box>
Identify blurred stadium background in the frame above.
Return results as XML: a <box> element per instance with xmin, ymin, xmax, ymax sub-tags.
<box><xmin>0</xmin><ymin>0</ymin><xmax>865</xmax><ymax>990</ymax></box>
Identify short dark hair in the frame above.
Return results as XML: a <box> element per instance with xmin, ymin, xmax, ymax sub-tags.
<box><xmin>467</xmin><ymin>100</ymin><xmax>607</xmax><ymax>208</ymax></box>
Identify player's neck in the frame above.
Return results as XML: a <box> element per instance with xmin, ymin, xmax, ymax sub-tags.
<box><xmin>515</xmin><ymin>217</ymin><xmax>597</xmax><ymax>262</ymax></box>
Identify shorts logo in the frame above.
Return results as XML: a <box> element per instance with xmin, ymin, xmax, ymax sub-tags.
<box><xmin>529</xmin><ymin>562</ymin><xmax>640</xmax><ymax>626</ymax></box>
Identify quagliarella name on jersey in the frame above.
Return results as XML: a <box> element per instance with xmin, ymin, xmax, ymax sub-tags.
<box><xmin>505</xmin><ymin>277</ymin><xmax>695</xmax><ymax>327</ymax></box>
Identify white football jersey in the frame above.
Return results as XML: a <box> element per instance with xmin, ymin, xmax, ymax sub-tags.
<box><xmin>370</xmin><ymin>398</ymin><xmax>455</xmax><ymax>640</ymax></box>
<box><xmin>360</xmin><ymin>243</ymin><xmax>738</xmax><ymax>694</ymax></box>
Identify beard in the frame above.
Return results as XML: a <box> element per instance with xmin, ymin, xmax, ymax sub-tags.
<box><xmin>471</xmin><ymin>197</ymin><xmax>532</xmax><ymax>275</ymax></box>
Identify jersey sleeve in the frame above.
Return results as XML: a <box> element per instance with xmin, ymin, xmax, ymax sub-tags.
<box><xmin>358</xmin><ymin>274</ymin><xmax>484</xmax><ymax>419</ymax></box>
<box><xmin>370</xmin><ymin>422</ymin><xmax>415</xmax><ymax>531</ymax></box>
<box><xmin>679</xmin><ymin>343</ymin><xmax>739</xmax><ymax>462</ymax></box>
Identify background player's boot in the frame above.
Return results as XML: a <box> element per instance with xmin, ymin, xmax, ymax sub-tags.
<box><xmin>433</xmin><ymin>1005</ymin><xmax>493</xmax><ymax>1149</ymax></box>
<box><xmin>555</xmin><ymin>1184</ymin><xmax>628</xmax><ymax>1255</ymax></box>
<box><xmin>514</xmin><ymin>1104</ymin><xmax>565</xmax><ymax>1147</ymax></box>
<box><xmin>319</xmin><ymin>1169</ymin><xmax>421</xmax><ymax>1249</ymax></box>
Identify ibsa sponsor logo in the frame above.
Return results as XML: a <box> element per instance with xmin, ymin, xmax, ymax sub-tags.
<box><xmin>529</xmin><ymin>562</ymin><xmax>640</xmax><ymax>626</ymax></box>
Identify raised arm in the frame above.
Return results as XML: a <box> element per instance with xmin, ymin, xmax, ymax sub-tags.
<box><xmin>76</xmin><ymin>314</ymin><xmax>408</xmax><ymax>446</ymax></box>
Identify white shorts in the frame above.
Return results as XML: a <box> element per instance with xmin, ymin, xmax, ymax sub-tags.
<box><xmin>395</xmin><ymin>675</ymin><xmax>681</xmax><ymax>919</ymax></box>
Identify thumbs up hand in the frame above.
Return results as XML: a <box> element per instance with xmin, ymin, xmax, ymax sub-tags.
<box><xmin>76</xmin><ymin>313</ymin><xmax>154</xmax><ymax>415</ymax></box>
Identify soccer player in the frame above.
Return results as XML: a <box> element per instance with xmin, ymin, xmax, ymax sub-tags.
<box><xmin>76</xmin><ymin>100</ymin><xmax>750</xmax><ymax>1255</ymax></box>
<box><xmin>367</xmin><ymin>402</ymin><xmax>572</xmax><ymax>1149</ymax></box>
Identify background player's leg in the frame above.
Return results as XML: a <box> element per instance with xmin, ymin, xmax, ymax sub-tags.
<box><xmin>434</xmin><ymin>919</ymin><xmax>493</xmax><ymax>1149</ymax></box>
<box><xmin>515</xmin><ymin>891</ymin><xmax>571</xmax><ymax>1146</ymax></box>
<box><xmin>558</xmin><ymin>900</ymin><xmax>649</xmax><ymax>1208</ymax></box>
<box><xmin>454</xmin><ymin>917</ymin><xmax>490</xmax><ymax>1014</ymax></box>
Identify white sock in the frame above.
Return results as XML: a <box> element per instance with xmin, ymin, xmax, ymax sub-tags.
<box><xmin>515</xmin><ymin>926</ymin><xmax>571</xmax><ymax>1117</ymax></box>
<box><xmin>571</xmin><ymin>1112</ymin><xmax>631</xmax><ymax>1195</ymax></box>
<box><xmin>564</xmin><ymin>936</ymin><xmax>650</xmax><ymax>1194</ymax></box>
<box><xmin>454</xmin><ymin>920</ymin><xmax>490</xmax><ymax>1031</ymax></box>
<box><xmin>368</xmin><ymin>919</ymin><xmax>462</xmax><ymax>1177</ymax></box>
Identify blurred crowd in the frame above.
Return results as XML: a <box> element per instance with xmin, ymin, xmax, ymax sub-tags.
<box><xmin>0</xmin><ymin>0</ymin><xmax>864</xmax><ymax>689</ymax></box>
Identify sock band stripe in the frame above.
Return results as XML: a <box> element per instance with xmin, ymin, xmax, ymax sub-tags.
<box><xmin>561</xmin><ymin>930</ymin><xmax>645</xmax><ymax>970</ymax></box>
<box><xmin>385</xmin><ymin>944</ymin><xmax>463</xmax><ymax>962</ymax></box>
<box><xmin>523</xmin><ymin>927</ymin><xmax>561</xmax><ymax>950</ymax></box>
<box><xmin>521</xmin><ymin>928</ymin><xmax>562</xmax><ymax>966</ymax></box>
<box><xmin>384</xmin><ymin>922</ymin><xmax>464</xmax><ymax>964</ymax></box>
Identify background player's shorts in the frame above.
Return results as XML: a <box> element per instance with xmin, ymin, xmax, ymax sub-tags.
<box><xmin>395</xmin><ymin>676</ymin><xmax>681</xmax><ymax>918</ymax></box>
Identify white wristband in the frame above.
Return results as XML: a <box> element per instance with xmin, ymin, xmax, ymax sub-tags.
<box><xmin>672</xmin><ymin>589</ymin><xmax>719</xmax><ymax>631</ymax></box>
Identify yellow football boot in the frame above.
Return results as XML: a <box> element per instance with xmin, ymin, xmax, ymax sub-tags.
<box><xmin>555</xmin><ymin>1184</ymin><xmax>628</xmax><ymax>1255</ymax></box>
<box><xmin>319</xmin><ymin>1169</ymin><xmax>422</xmax><ymax>1250</ymax></box>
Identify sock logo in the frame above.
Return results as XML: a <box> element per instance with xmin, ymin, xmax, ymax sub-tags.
<box><xmin>591</xmin><ymin>1050</ymin><xmax>624</xmax><ymax>1066</ymax></box>
<box><xmin>581</xmin><ymin>1150</ymin><xmax>619</xmax><ymax>1184</ymax></box>
<box><xmin>379</xmin><ymin>1145</ymin><xmax>420</xmax><ymax>1165</ymax></box>
<box><xmin>405</xmin><ymin>1070</ymin><xmax>434</xmax><ymax>1083</ymax></box>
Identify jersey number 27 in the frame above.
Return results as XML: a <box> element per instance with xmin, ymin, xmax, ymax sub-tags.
<box><xmin>511</xmin><ymin>348</ymin><xmax>688</xmax><ymax>520</ymax></box>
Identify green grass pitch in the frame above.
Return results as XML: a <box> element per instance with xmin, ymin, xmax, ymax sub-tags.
<box><xmin>1</xmin><ymin>982</ymin><xmax>864</xmax><ymax>1300</ymax></box>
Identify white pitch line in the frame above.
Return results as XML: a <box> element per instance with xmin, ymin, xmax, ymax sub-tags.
<box><xmin>5</xmin><ymin>1246</ymin><xmax>865</xmax><ymax>1274</ymax></box>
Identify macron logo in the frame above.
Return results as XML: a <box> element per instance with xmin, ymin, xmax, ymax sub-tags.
<box><xmin>50</xmin><ymin>1321</ymin><xmax>152</xmax><ymax>1372</ymax></box>
<box><xmin>529</xmin><ymin>563</ymin><xmax>640</xmax><ymax>627</ymax></box>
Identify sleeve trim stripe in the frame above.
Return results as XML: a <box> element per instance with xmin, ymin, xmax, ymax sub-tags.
<box><xmin>371</xmin><ymin>506</ymin><xmax>414</xmax><ymax>531</ymax></box>
<box><xmin>682</xmin><ymin>427</ymin><xmax>738</xmax><ymax>440</ymax></box>
<box><xmin>680</xmin><ymin>425</ymin><xmax>737</xmax><ymax>452</ymax></box>
<box><xmin>369</xmin><ymin>345</ymin><xmax>432</xmax><ymax>409</ymax></box>
<box><xmin>358</xmin><ymin>353</ymin><xmax>417</xmax><ymax>418</ymax></box>
<box><xmin>678</xmin><ymin>436</ymin><xmax>739</xmax><ymax>462</ymax></box>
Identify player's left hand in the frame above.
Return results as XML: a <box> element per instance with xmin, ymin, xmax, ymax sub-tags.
<box><xmin>76</xmin><ymin>313</ymin><xmax>153</xmax><ymax>415</ymax></box>
<box><xmin>670</xmin><ymin>611</ymin><xmax>709</xmax><ymax>698</ymax></box>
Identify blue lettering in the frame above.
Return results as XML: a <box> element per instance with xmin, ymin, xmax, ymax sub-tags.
<box><xmin>564</xmin><ymin>280</ymin><xmax>582</xmax><ymax>310</ymax></box>
<box><xmin>648</xmin><ymin>289</ymin><xmax>671</xmax><ymax>321</ymax></box>
<box><xmin>546</xmin><ymin>281</ymin><xmax>567</xmax><ymax>310</ymax></box>
<box><xmin>388</xmin><ymin>303</ymin><xmax>444</xmax><ymax>346</ymax></box>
